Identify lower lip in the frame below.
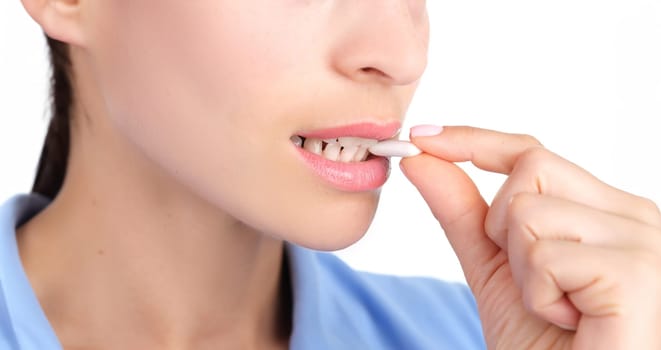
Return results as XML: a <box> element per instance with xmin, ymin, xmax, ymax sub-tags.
<box><xmin>294</xmin><ymin>146</ymin><xmax>390</xmax><ymax>192</ymax></box>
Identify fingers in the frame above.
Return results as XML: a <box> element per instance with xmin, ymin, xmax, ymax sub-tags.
<box><xmin>409</xmin><ymin>125</ymin><xmax>661</xmax><ymax>249</ymax></box>
<box><xmin>487</xmin><ymin>147</ymin><xmax>661</xmax><ymax>248</ymax></box>
<box><xmin>505</xmin><ymin>194</ymin><xmax>661</xmax><ymax>345</ymax></box>
<box><xmin>400</xmin><ymin>154</ymin><xmax>500</xmax><ymax>290</ymax></box>
<box><xmin>506</xmin><ymin>193</ymin><xmax>661</xmax><ymax>291</ymax></box>
<box><xmin>515</xmin><ymin>240</ymin><xmax>617</xmax><ymax>329</ymax></box>
<box><xmin>410</xmin><ymin>125</ymin><xmax>543</xmax><ymax>175</ymax></box>
<box><xmin>406</xmin><ymin>124</ymin><xmax>661</xmax><ymax>348</ymax></box>
<box><xmin>506</xmin><ymin>193</ymin><xmax>661</xmax><ymax>250</ymax></box>
<box><xmin>512</xmin><ymin>240</ymin><xmax>659</xmax><ymax>349</ymax></box>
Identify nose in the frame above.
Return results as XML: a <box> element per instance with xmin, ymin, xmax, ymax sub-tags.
<box><xmin>329</xmin><ymin>0</ymin><xmax>429</xmax><ymax>86</ymax></box>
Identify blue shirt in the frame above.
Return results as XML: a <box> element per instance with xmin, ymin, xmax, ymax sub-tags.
<box><xmin>0</xmin><ymin>193</ymin><xmax>485</xmax><ymax>349</ymax></box>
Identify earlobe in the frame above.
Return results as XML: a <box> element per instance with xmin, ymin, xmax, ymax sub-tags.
<box><xmin>20</xmin><ymin>0</ymin><xmax>86</xmax><ymax>46</ymax></box>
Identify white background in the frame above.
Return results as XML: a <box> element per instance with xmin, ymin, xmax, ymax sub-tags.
<box><xmin>2</xmin><ymin>1</ymin><xmax>660</xmax><ymax>284</ymax></box>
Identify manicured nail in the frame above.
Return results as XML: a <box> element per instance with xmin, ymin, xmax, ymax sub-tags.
<box><xmin>410</xmin><ymin>125</ymin><xmax>444</xmax><ymax>138</ymax></box>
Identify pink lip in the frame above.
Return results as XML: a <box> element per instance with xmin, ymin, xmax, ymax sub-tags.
<box><xmin>295</xmin><ymin>149</ymin><xmax>390</xmax><ymax>192</ymax></box>
<box><xmin>293</xmin><ymin>121</ymin><xmax>399</xmax><ymax>192</ymax></box>
<box><xmin>297</xmin><ymin>121</ymin><xmax>401</xmax><ymax>141</ymax></box>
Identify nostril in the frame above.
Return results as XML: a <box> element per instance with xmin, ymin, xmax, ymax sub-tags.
<box><xmin>360</xmin><ymin>67</ymin><xmax>387</xmax><ymax>77</ymax></box>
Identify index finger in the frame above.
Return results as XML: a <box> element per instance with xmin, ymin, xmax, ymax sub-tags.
<box><xmin>410</xmin><ymin>124</ymin><xmax>661</xmax><ymax>236</ymax></box>
<box><xmin>410</xmin><ymin>125</ymin><xmax>543</xmax><ymax>175</ymax></box>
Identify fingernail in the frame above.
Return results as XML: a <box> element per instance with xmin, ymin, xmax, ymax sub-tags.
<box><xmin>410</xmin><ymin>125</ymin><xmax>444</xmax><ymax>138</ymax></box>
<box><xmin>556</xmin><ymin>322</ymin><xmax>577</xmax><ymax>332</ymax></box>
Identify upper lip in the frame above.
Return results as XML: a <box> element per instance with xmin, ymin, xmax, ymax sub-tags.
<box><xmin>296</xmin><ymin>121</ymin><xmax>402</xmax><ymax>141</ymax></box>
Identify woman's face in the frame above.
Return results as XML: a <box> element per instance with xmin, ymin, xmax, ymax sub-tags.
<box><xmin>84</xmin><ymin>0</ymin><xmax>429</xmax><ymax>250</ymax></box>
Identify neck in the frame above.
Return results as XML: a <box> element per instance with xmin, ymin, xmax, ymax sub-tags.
<box><xmin>17</xmin><ymin>97</ymin><xmax>291</xmax><ymax>349</ymax></box>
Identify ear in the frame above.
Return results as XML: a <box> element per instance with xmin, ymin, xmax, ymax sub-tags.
<box><xmin>20</xmin><ymin>0</ymin><xmax>85</xmax><ymax>46</ymax></box>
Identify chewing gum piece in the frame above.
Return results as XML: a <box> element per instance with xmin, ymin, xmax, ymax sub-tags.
<box><xmin>368</xmin><ymin>140</ymin><xmax>422</xmax><ymax>158</ymax></box>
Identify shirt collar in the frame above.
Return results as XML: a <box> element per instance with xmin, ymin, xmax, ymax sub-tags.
<box><xmin>0</xmin><ymin>193</ymin><xmax>346</xmax><ymax>349</ymax></box>
<box><xmin>0</xmin><ymin>193</ymin><xmax>62</xmax><ymax>349</ymax></box>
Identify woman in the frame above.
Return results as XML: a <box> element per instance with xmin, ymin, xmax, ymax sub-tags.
<box><xmin>1</xmin><ymin>0</ymin><xmax>660</xmax><ymax>349</ymax></box>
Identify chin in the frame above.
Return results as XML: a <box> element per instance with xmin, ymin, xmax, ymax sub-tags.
<box><xmin>287</xmin><ymin>221</ymin><xmax>374</xmax><ymax>252</ymax></box>
<box><xmin>282</xmin><ymin>193</ymin><xmax>380</xmax><ymax>252</ymax></box>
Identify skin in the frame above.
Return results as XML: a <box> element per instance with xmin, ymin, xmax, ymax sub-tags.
<box><xmin>401</xmin><ymin>127</ymin><xmax>661</xmax><ymax>349</ymax></box>
<box><xmin>16</xmin><ymin>0</ymin><xmax>429</xmax><ymax>349</ymax></box>
<box><xmin>13</xmin><ymin>0</ymin><xmax>661</xmax><ymax>349</ymax></box>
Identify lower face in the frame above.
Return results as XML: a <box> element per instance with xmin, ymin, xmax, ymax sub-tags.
<box><xmin>83</xmin><ymin>0</ymin><xmax>429</xmax><ymax>250</ymax></box>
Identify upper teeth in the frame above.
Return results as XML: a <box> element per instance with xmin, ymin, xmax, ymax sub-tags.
<box><xmin>291</xmin><ymin>136</ymin><xmax>378</xmax><ymax>162</ymax></box>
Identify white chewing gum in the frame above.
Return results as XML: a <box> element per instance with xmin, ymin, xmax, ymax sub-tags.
<box><xmin>367</xmin><ymin>140</ymin><xmax>422</xmax><ymax>158</ymax></box>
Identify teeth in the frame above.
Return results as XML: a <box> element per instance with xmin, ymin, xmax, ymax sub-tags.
<box><xmin>323</xmin><ymin>142</ymin><xmax>342</xmax><ymax>161</ymax></box>
<box><xmin>295</xmin><ymin>136</ymin><xmax>379</xmax><ymax>163</ymax></box>
<box><xmin>353</xmin><ymin>146</ymin><xmax>370</xmax><ymax>162</ymax></box>
<box><xmin>338</xmin><ymin>137</ymin><xmax>378</xmax><ymax>147</ymax></box>
<box><xmin>340</xmin><ymin>145</ymin><xmax>359</xmax><ymax>162</ymax></box>
<box><xmin>303</xmin><ymin>138</ymin><xmax>322</xmax><ymax>154</ymax></box>
<box><xmin>290</xmin><ymin>135</ymin><xmax>303</xmax><ymax>147</ymax></box>
<box><xmin>322</xmin><ymin>137</ymin><xmax>378</xmax><ymax>147</ymax></box>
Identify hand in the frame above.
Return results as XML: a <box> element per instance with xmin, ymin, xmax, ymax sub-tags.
<box><xmin>400</xmin><ymin>126</ymin><xmax>661</xmax><ymax>349</ymax></box>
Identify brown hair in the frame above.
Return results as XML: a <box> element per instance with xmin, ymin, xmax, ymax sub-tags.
<box><xmin>31</xmin><ymin>35</ymin><xmax>73</xmax><ymax>199</ymax></box>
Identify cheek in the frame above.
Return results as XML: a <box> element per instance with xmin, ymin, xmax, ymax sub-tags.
<box><xmin>88</xmin><ymin>0</ymin><xmax>318</xmax><ymax>145</ymax></box>
<box><xmin>86</xmin><ymin>1</ymin><xmax>293</xmax><ymax>178</ymax></box>
<box><xmin>90</xmin><ymin>2</ymin><xmax>262</xmax><ymax>124</ymax></box>
<box><xmin>85</xmin><ymin>1</ymin><xmax>381</xmax><ymax>249</ymax></box>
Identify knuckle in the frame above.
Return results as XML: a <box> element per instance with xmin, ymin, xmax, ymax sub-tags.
<box><xmin>637</xmin><ymin>196</ymin><xmax>661</xmax><ymax>225</ymax></box>
<box><xmin>509</xmin><ymin>192</ymin><xmax>537</xmax><ymax>211</ymax></box>
<box><xmin>507</xmin><ymin>193</ymin><xmax>537</xmax><ymax>224</ymax></box>
<box><xmin>517</xmin><ymin>133</ymin><xmax>544</xmax><ymax>148</ymax></box>
<box><xmin>506</xmin><ymin>193</ymin><xmax>545</xmax><ymax>242</ymax></box>
<box><xmin>519</xmin><ymin>146</ymin><xmax>549</xmax><ymax>164</ymax></box>
<box><xmin>527</xmin><ymin>241</ymin><xmax>553</xmax><ymax>271</ymax></box>
<box><xmin>514</xmin><ymin>147</ymin><xmax>554</xmax><ymax>191</ymax></box>
<box><xmin>517</xmin><ymin>146</ymin><xmax>551</xmax><ymax>172</ymax></box>
<box><xmin>639</xmin><ymin>196</ymin><xmax>660</xmax><ymax>214</ymax></box>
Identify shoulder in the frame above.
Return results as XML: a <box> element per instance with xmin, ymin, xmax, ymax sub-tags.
<box><xmin>0</xmin><ymin>193</ymin><xmax>50</xmax><ymax>228</ymax></box>
<box><xmin>0</xmin><ymin>193</ymin><xmax>61</xmax><ymax>350</ymax></box>
<box><xmin>287</xmin><ymin>245</ymin><xmax>486</xmax><ymax>350</ymax></box>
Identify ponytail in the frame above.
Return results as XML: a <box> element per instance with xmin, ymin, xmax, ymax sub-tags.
<box><xmin>31</xmin><ymin>35</ymin><xmax>73</xmax><ymax>199</ymax></box>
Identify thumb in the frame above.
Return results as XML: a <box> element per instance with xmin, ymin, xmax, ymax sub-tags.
<box><xmin>400</xmin><ymin>154</ymin><xmax>500</xmax><ymax>291</ymax></box>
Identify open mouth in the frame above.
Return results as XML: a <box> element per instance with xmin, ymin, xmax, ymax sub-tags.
<box><xmin>288</xmin><ymin>121</ymin><xmax>404</xmax><ymax>191</ymax></box>
<box><xmin>290</xmin><ymin>135</ymin><xmax>379</xmax><ymax>163</ymax></box>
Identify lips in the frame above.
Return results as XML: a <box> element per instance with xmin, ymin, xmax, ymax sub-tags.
<box><xmin>296</xmin><ymin>121</ymin><xmax>401</xmax><ymax>141</ymax></box>
<box><xmin>292</xmin><ymin>121</ymin><xmax>400</xmax><ymax>192</ymax></box>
